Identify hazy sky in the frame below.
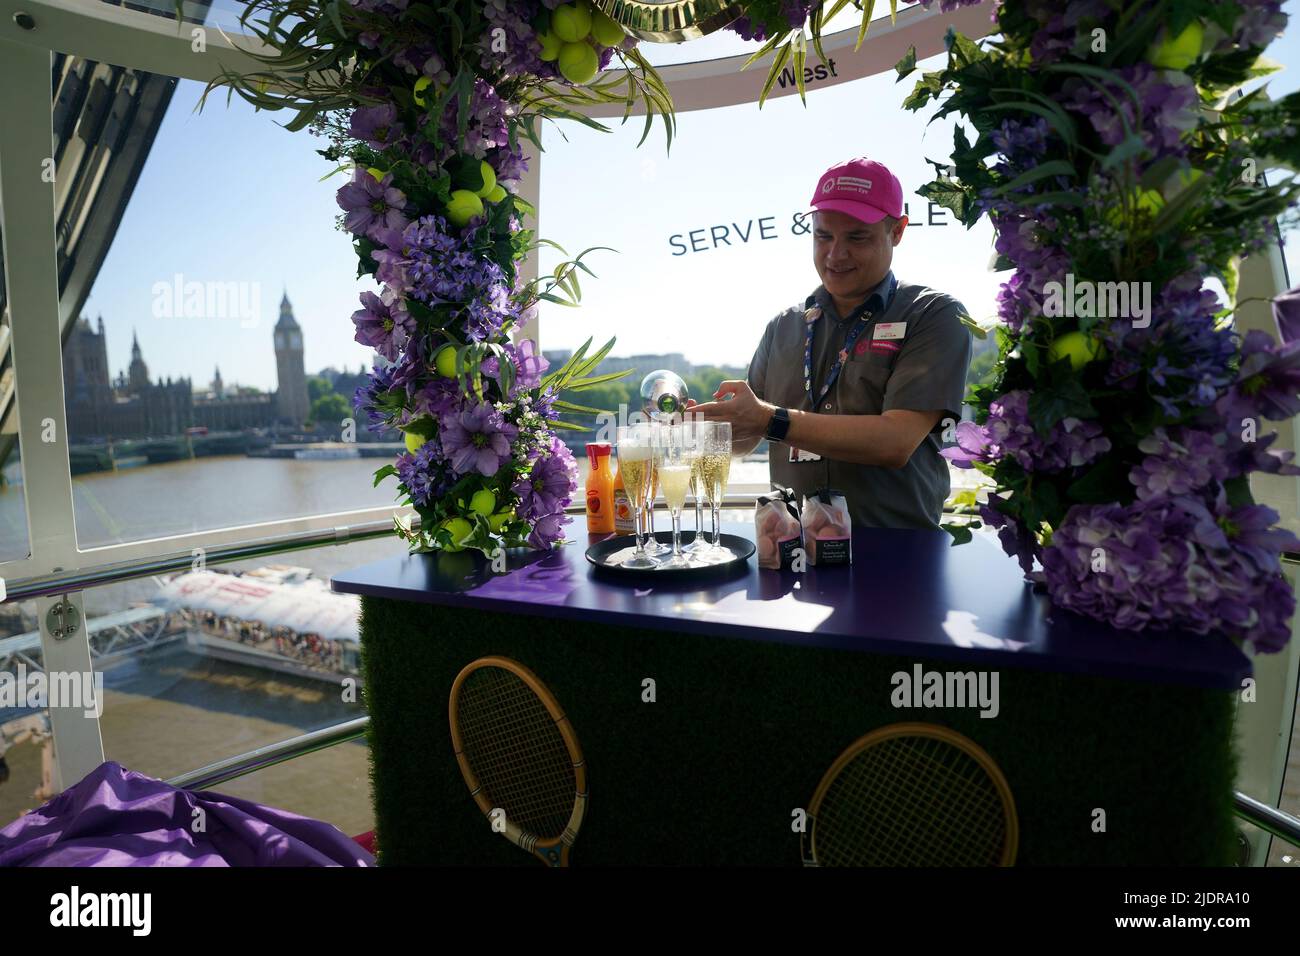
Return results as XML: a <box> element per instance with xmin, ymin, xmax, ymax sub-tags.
<box><xmin>82</xmin><ymin>1</ymin><xmax>1300</xmax><ymax>391</ymax></box>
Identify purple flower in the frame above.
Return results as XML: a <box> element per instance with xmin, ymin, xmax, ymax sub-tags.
<box><xmin>483</xmin><ymin>339</ymin><xmax>550</xmax><ymax>397</ymax></box>
<box><xmin>395</xmin><ymin>440</ymin><xmax>452</xmax><ymax>508</ymax></box>
<box><xmin>478</xmin><ymin>0</ymin><xmax>558</xmax><ymax>80</ymax></box>
<box><xmin>1129</xmin><ymin>428</ymin><xmax>1229</xmax><ymax>501</ymax></box>
<box><xmin>1062</xmin><ymin>64</ymin><xmax>1198</xmax><ymax>164</ymax></box>
<box><xmin>1040</xmin><ymin>493</ymin><xmax>1298</xmax><ymax>652</ymax></box>
<box><xmin>940</xmin><ymin>420</ymin><xmax>992</xmax><ymax>469</ymax></box>
<box><xmin>412</xmin><ymin>376</ymin><xmax>463</xmax><ymax>420</ymax></box>
<box><xmin>351</xmin><ymin>290</ymin><xmax>413</xmax><ymax>362</ymax></box>
<box><xmin>432</xmin><ymin>77</ymin><xmax>512</xmax><ymax>162</ymax></box>
<box><xmin>526</xmin><ymin>511</ymin><xmax>569</xmax><ymax>551</ymax></box>
<box><xmin>981</xmin><ymin>496</ymin><xmax>1039</xmax><ymax>576</ymax></box>
<box><xmin>726</xmin><ymin>1</ymin><xmax>814</xmax><ymax>42</ymax></box>
<box><xmin>1233</xmin><ymin>329</ymin><xmax>1300</xmax><ymax>420</ymax></box>
<box><xmin>439</xmin><ymin>402</ymin><xmax>517</xmax><ymax>477</ymax></box>
<box><xmin>513</xmin><ymin>437</ymin><xmax>576</xmax><ymax>519</ymax></box>
<box><xmin>1272</xmin><ymin>282</ymin><xmax>1300</xmax><ymax>344</ymax></box>
<box><xmin>353</xmin><ymin>360</ymin><xmax>400</xmax><ymax>433</ymax></box>
<box><xmin>511</xmin><ymin>339</ymin><xmax>550</xmax><ymax>390</ymax></box>
<box><xmin>336</xmin><ymin>169</ymin><xmax>408</xmax><ymax>240</ymax></box>
<box><xmin>960</xmin><ymin>391</ymin><xmax>1110</xmax><ymax>472</ymax></box>
<box><xmin>349</xmin><ymin>104</ymin><xmax>402</xmax><ymax>151</ymax></box>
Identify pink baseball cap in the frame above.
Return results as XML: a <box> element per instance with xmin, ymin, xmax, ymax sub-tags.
<box><xmin>809</xmin><ymin>157</ymin><xmax>904</xmax><ymax>225</ymax></box>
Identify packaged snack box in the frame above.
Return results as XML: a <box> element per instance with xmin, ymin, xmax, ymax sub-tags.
<box><xmin>802</xmin><ymin>488</ymin><xmax>851</xmax><ymax>566</ymax></box>
<box><xmin>755</xmin><ymin>487</ymin><xmax>803</xmax><ymax>570</ymax></box>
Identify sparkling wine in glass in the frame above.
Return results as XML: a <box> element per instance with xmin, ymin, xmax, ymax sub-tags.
<box><xmin>654</xmin><ymin>423</ymin><xmax>697</xmax><ymax>568</ymax></box>
<box><xmin>700</xmin><ymin>421</ymin><xmax>733</xmax><ymax>554</ymax></box>
<box><xmin>682</xmin><ymin>418</ymin><xmax>708</xmax><ymax>553</ymax></box>
<box><xmin>615</xmin><ymin>425</ymin><xmax>656</xmax><ymax>569</ymax></box>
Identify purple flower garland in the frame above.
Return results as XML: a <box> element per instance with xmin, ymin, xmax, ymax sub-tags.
<box><xmin>325</xmin><ymin>0</ymin><xmax>641</xmax><ymax>554</ymax></box>
<box><xmin>890</xmin><ymin>0</ymin><xmax>1300</xmax><ymax>652</ymax></box>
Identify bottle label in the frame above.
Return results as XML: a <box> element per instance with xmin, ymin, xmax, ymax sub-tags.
<box><xmin>587</xmin><ymin>489</ymin><xmax>602</xmax><ymax>514</ymax></box>
<box><xmin>613</xmin><ymin>489</ymin><xmax>635</xmax><ymax>531</ymax></box>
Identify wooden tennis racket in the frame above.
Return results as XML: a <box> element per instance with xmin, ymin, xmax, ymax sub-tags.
<box><xmin>449</xmin><ymin>656</ymin><xmax>587</xmax><ymax>866</ymax></box>
<box><xmin>802</xmin><ymin>722</ymin><xmax>1018</xmax><ymax>866</ymax></box>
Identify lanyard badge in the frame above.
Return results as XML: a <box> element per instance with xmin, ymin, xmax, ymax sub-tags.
<box><xmin>802</xmin><ymin>274</ymin><xmax>898</xmax><ymax>411</ymax></box>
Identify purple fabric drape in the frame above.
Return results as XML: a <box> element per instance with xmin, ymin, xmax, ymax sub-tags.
<box><xmin>0</xmin><ymin>761</ymin><xmax>374</xmax><ymax>867</ymax></box>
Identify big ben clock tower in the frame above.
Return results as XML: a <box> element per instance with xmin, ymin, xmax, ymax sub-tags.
<box><xmin>274</xmin><ymin>291</ymin><xmax>309</xmax><ymax>426</ymax></box>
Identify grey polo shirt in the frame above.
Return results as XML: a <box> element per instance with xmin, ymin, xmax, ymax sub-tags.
<box><xmin>746</xmin><ymin>274</ymin><xmax>972</xmax><ymax>530</ymax></box>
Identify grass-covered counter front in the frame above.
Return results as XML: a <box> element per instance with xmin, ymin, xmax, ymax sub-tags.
<box><xmin>334</xmin><ymin>524</ymin><xmax>1249</xmax><ymax>866</ymax></box>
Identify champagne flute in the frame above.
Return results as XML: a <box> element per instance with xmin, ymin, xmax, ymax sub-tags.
<box><xmin>682</xmin><ymin>416</ymin><xmax>708</xmax><ymax>553</ymax></box>
<box><xmin>641</xmin><ymin>420</ymin><xmax>669</xmax><ymax>554</ymax></box>
<box><xmin>615</xmin><ymin>425</ymin><xmax>656</xmax><ymax>569</ymax></box>
<box><xmin>700</xmin><ymin>421</ymin><xmax>733</xmax><ymax>554</ymax></box>
<box><xmin>654</xmin><ymin>423</ymin><xmax>697</xmax><ymax>568</ymax></box>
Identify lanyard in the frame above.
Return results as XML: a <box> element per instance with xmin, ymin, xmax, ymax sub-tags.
<box><xmin>802</xmin><ymin>274</ymin><xmax>897</xmax><ymax>410</ymax></box>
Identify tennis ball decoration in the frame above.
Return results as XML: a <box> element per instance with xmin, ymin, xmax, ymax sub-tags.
<box><xmin>537</xmin><ymin>29</ymin><xmax>562</xmax><ymax>61</ymax></box>
<box><xmin>440</xmin><ymin>517</ymin><xmax>474</xmax><ymax>551</ymax></box>
<box><xmin>1104</xmin><ymin>187</ymin><xmax>1165</xmax><ymax>227</ymax></box>
<box><xmin>590</xmin><ymin>9</ymin><xmax>625</xmax><ymax>47</ymax></box>
<box><xmin>551</xmin><ymin>3</ymin><xmax>591</xmax><ymax>43</ymax></box>
<box><xmin>446</xmin><ymin>188</ymin><xmax>484</xmax><ymax>227</ymax></box>
<box><xmin>404</xmin><ymin>431</ymin><xmax>428</xmax><ymax>454</ymax></box>
<box><xmin>558</xmin><ymin>41</ymin><xmax>599</xmax><ymax>85</ymax></box>
<box><xmin>484</xmin><ymin>184</ymin><xmax>508</xmax><ymax>203</ymax></box>
<box><xmin>475</xmin><ymin>160</ymin><xmax>497</xmax><ymax>198</ymax></box>
<box><xmin>434</xmin><ymin>344</ymin><xmax>459</xmax><ymax>378</ymax></box>
<box><xmin>489</xmin><ymin>510</ymin><xmax>514</xmax><ymax>534</ymax></box>
<box><xmin>469</xmin><ymin>489</ymin><xmax>497</xmax><ymax>517</ymax></box>
<box><xmin>413</xmin><ymin>75</ymin><xmax>432</xmax><ymax>107</ymax></box>
<box><xmin>1147</xmin><ymin>20</ymin><xmax>1204</xmax><ymax>71</ymax></box>
<box><xmin>1049</xmin><ymin>330</ymin><xmax>1107</xmax><ymax>371</ymax></box>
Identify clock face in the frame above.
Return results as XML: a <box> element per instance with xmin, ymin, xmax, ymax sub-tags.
<box><xmin>290</xmin><ymin>332</ymin><xmax>302</xmax><ymax>350</ymax></box>
<box><xmin>601</xmin><ymin>0</ymin><xmax>746</xmax><ymax>42</ymax></box>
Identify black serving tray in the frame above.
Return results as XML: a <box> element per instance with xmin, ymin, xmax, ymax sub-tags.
<box><xmin>585</xmin><ymin>530</ymin><xmax>754</xmax><ymax>580</ymax></box>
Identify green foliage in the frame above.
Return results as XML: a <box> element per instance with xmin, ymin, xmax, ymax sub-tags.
<box><xmin>308</xmin><ymin>391</ymin><xmax>351</xmax><ymax>426</ymax></box>
<box><xmin>307</xmin><ymin>375</ymin><xmax>334</xmax><ymax>403</ymax></box>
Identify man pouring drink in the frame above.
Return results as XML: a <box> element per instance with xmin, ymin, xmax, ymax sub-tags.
<box><xmin>688</xmin><ymin>157</ymin><xmax>973</xmax><ymax>531</ymax></box>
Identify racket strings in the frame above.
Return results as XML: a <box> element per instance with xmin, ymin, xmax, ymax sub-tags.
<box><xmin>456</xmin><ymin>666</ymin><xmax>577</xmax><ymax>839</ymax></box>
<box><xmin>817</xmin><ymin>734</ymin><xmax>1008</xmax><ymax>866</ymax></box>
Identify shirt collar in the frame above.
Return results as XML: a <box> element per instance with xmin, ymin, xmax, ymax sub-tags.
<box><xmin>808</xmin><ymin>270</ymin><xmax>896</xmax><ymax>323</ymax></box>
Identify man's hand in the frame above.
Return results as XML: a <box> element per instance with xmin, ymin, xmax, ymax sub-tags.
<box><xmin>687</xmin><ymin>380</ymin><xmax>775</xmax><ymax>446</ymax></box>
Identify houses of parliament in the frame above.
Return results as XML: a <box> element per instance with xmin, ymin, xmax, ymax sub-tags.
<box><xmin>62</xmin><ymin>293</ymin><xmax>313</xmax><ymax>440</ymax></box>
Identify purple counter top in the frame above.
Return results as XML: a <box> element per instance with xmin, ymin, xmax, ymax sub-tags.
<box><xmin>331</xmin><ymin>519</ymin><xmax>1250</xmax><ymax>690</ymax></box>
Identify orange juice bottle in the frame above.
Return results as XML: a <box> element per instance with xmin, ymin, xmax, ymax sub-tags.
<box><xmin>585</xmin><ymin>442</ymin><xmax>615</xmax><ymax>534</ymax></box>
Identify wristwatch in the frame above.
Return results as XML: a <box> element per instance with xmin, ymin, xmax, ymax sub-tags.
<box><xmin>764</xmin><ymin>406</ymin><xmax>791</xmax><ymax>443</ymax></box>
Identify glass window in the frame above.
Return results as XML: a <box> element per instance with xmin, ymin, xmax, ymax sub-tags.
<box><xmin>537</xmin><ymin>51</ymin><xmax>1001</xmax><ymax>494</ymax></box>
<box><xmin>99</xmin><ymin>0</ymin><xmax>257</xmax><ymax>35</ymax></box>
<box><xmin>1</xmin><ymin>307</ymin><xmax>31</xmax><ymax>564</ymax></box>
<box><xmin>74</xmin><ymin>534</ymin><xmax>389</xmax><ymax>826</ymax></box>
<box><xmin>68</xmin><ymin>76</ymin><xmax>400</xmax><ymax>548</ymax></box>
<box><xmin>0</xmin><ymin>536</ymin><xmax>380</xmax><ymax>833</ymax></box>
<box><xmin>209</xmin><ymin>742</ymin><xmax>373</xmax><ymax>842</ymax></box>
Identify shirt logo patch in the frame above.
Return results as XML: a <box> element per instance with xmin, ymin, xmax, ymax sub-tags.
<box><xmin>868</xmin><ymin>341</ymin><xmax>901</xmax><ymax>354</ymax></box>
<box><xmin>854</xmin><ymin>339</ymin><xmax>869</xmax><ymax>356</ymax></box>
